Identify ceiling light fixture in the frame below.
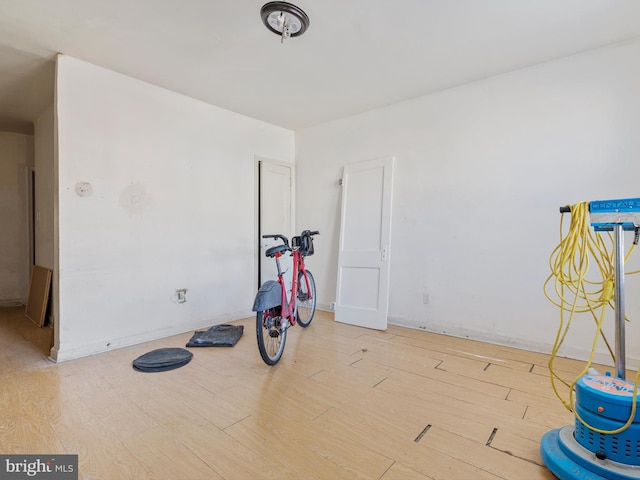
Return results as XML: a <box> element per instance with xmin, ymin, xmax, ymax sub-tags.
<box><xmin>260</xmin><ymin>2</ymin><xmax>310</xmax><ymax>43</ymax></box>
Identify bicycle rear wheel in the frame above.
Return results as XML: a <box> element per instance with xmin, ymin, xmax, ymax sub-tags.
<box><xmin>296</xmin><ymin>270</ymin><xmax>316</xmax><ymax>327</ymax></box>
<box><xmin>256</xmin><ymin>307</ymin><xmax>287</xmax><ymax>365</ymax></box>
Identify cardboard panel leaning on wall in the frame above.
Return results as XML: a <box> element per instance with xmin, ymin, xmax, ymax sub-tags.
<box><xmin>53</xmin><ymin>55</ymin><xmax>294</xmax><ymax>361</ymax></box>
<box><xmin>295</xmin><ymin>37</ymin><xmax>640</xmax><ymax>367</ymax></box>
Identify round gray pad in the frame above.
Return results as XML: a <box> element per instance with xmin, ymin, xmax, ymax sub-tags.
<box><xmin>132</xmin><ymin>347</ymin><xmax>193</xmax><ymax>372</ymax></box>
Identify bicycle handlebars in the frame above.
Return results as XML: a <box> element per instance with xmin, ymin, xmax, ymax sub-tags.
<box><xmin>263</xmin><ymin>234</ymin><xmax>290</xmax><ymax>248</ymax></box>
<box><xmin>262</xmin><ymin>231</ymin><xmax>320</xmax><ymax>249</ymax></box>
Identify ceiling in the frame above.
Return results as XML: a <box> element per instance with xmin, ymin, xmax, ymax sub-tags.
<box><xmin>2</xmin><ymin>0</ymin><xmax>640</xmax><ymax>135</ymax></box>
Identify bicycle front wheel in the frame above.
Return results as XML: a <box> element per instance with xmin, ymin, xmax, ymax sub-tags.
<box><xmin>256</xmin><ymin>307</ymin><xmax>287</xmax><ymax>365</ymax></box>
<box><xmin>296</xmin><ymin>270</ymin><xmax>316</xmax><ymax>327</ymax></box>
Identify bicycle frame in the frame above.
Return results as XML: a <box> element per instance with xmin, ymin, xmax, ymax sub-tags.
<box><xmin>273</xmin><ymin>248</ymin><xmax>311</xmax><ymax>326</ymax></box>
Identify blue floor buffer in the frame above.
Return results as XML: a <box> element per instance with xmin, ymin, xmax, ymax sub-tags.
<box><xmin>541</xmin><ymin>198</ymin><xmax>640</xmax><ymax>479</ymax></box>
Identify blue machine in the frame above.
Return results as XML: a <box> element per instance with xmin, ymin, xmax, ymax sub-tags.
<box><xmin>541</xmin><ymin>198</ymin><xmax>640</xmax><ymax>480</ymax></box>
<box><xmin>590</xmin><ymin>198</ymin><xmax>640</xmax><ymax>232</ymax></box>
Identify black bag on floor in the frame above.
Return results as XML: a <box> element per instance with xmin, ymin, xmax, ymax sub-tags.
<box><xmin>186</xmin><ymin>324</ymin><xmax>244</xmax><ymax>348</ymax></box>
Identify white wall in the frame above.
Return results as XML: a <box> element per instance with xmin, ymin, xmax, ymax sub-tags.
<box><xmin>53</xmin><ymin>55</ymin><xmax>294</xmax><ymax>361</ymax></box>
<box><xmin>0</xmin><ymin>132</ymin><xmax>34</xmax><ymax>306</ymax></box>
<box><xmin>296</xmin><ymin>37</ymin><xmax>640</xmax><ymax>368</ymax></box>
<box><xmin>34</xmin><ymin>103</ymin><xmax>56</xmax><ymax>323</ymax></box>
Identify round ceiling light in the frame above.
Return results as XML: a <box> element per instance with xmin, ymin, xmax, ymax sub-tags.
<box><xmin>260</xmin><ymin>2</ymin><xmax>310</xmax><ymax>42</ymax></box>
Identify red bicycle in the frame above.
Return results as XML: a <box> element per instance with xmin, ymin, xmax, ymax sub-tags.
<box><xmin>252</xmin><ymin>230</ymin><xmax>319</xmax><ymax>365</ymax></box>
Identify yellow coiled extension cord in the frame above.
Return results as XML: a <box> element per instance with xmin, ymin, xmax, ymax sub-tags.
<box><xmin>544</xmin><ymin>201</ymin><xmax>640</xmax><ymax>434</ymax></box>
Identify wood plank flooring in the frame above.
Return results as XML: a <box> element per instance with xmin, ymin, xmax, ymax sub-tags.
<box><xmin>0</xmin><ymin>306</ymin><xmax>584</xmax><ymax>479</ymax></box>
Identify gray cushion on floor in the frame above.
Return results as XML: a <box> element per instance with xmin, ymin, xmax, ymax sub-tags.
<box><xmin>132</xmin><ymin>347</ymin><xmax>193</xmax><ymax>372</ymax></box>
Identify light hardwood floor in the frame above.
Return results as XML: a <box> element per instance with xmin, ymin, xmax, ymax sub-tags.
<box><xmin>0</xmin><ymin>306</ymin><xmax>584</xmax><ymax>479</ymax></box>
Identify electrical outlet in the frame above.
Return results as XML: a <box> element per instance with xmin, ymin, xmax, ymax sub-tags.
<box><xmin>423</xmin><ymin>294</ymin><xmax>430</xmax><ymax>304</ymax></box>
<box><xmin>330</xmin><ymin>302</ymin><xmax>336</xmax><ymax>310</ymax></box>
<box><xmin>174</xmin><ymin>289</ymin><xmax>187</xmax><ymax>304</ymax></box>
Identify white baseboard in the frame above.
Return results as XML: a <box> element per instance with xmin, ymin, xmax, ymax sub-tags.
<box><xmin>0</xmin><ymin>299</ymin><xmax>24</xmax><ymax>308</ymax></box>
<box><xmin>49</xmin><ymin>310</ymin><xmax>253</xmax><ymax>362</ymax></box>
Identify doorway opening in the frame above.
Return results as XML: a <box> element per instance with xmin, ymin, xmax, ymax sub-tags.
<box><xmin>256</xmin><ymin>158</ymin><xmax>294</xmax><ymax>289</ymax></box>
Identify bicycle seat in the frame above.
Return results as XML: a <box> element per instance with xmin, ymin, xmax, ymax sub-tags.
<box><xmin>265</xmin><ymin>244</ymin><xmax>289</xmax><ymax>257</ymax></box>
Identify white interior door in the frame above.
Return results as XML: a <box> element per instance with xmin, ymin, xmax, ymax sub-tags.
<box><xmin>335</xmin><ymin>156</ymin><xmax>394</xmax><ymax>330</ymax></box>
<box><xmin>259</xmin><ymin>161</ymin><xmax>293</xmax><ymax>286</ymax></box>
